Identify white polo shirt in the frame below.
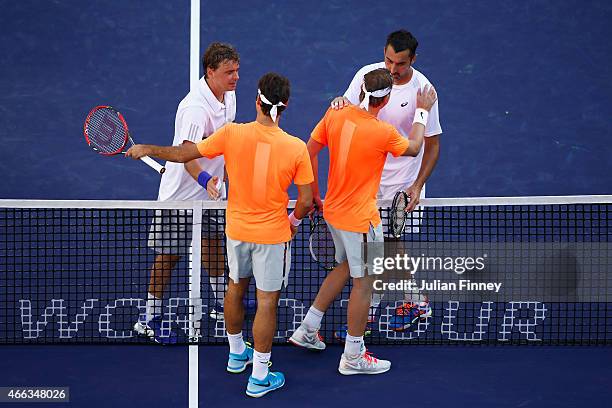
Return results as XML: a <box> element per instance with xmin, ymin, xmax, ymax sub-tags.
<box><xmin>344</xmin><ymin>62</ymin><xmax>442</xmax><ymax>191</ymax></box>
<box><xmin>157</xmin><ymin>77</ymin><xmax>236</xmax><ymax>201</ymax></box>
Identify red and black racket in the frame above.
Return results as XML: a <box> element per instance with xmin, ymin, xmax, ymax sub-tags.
<box><xmin>84</xmin><ymin>106</ymin><xmax>165</xmax><ymax>174</ymax></box>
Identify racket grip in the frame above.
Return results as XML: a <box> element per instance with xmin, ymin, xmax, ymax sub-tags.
<box><xmin>140</xmin><ymin>155</ymin><xmax>165</xmax><ymax>175</ymax></box>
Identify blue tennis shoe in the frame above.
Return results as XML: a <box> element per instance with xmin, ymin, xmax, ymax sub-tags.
<box><xmin>226</xmin><ymin>342</ymin><xmax>254</xmax><ymax>373</ymax></box>
<box><xmin>246</xmin><ymin>371</ymin><xmax>285</xmax><ymax>398</ymax></box>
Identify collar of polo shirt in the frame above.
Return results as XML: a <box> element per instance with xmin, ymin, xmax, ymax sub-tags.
<box><xmin>199</xmin><ymin>77</ymin><xmax>228</xmax><ymax>113</ymax></box>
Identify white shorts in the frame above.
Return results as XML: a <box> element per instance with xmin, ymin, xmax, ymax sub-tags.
<box><xmin>147</xmin><ymin>209</ymin><xmax>224</xmax><ymax>255</ymax></box>
<box><xmin>378</xmin><ymin>183</ymin><xmax>426</xmax><ymax>236</ymax></box>
<box><xmin>327</xmin><ymin>222</ymin><xmax>384</xmax><ymax>278</ymax></box>
<box><xmin>226</xmin><ymin>238</ymin><xmax>291</xmax><ymax>292</ymax></box>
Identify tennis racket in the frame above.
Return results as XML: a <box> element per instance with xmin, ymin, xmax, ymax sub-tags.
<box><xmin>390</xmin><ymin>190</ymin><xmax>409</xmax><ymax>238</ymax></box>
<box><xmin>84</xmin><ymin>105</ymin><xmax>165</xmax><ymax>174</ymax></box>
<box><xmin>308</xmin><ymin>210</ymin><xmax>336</xmax><ymax>271</ymax></box>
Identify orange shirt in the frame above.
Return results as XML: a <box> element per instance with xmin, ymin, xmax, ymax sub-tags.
<box><xmin>311</xmin><ymin>106</ymin><xmax>409</xmax><ymax>233</ymax></box>
<box><xmin>196</xmin><ymin>121</ymin><xmax>313</xmax><ymax>244</ymax></box>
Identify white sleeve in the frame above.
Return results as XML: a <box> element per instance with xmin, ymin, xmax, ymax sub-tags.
<box><xmin>342</xmin><ymin>70</ymin><xmax>365</xmax><ymax>105</ymax></box>
<box><xmin>425</xmin><ymin>99</ymin><xmax>442</xmax><ymax>137</ymax></box>
<box><xmin>178</xmin><ymin>106</ymin><xmax>212</xmax><ymax>144</ymax></box>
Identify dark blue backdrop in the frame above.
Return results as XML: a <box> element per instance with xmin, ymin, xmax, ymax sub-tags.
<box><xmin>1</xmin><ymin>0</ymin><xmax>610</xmax><ymax>200</ymax></box>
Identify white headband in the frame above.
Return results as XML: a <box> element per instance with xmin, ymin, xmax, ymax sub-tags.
<box><xmin>258</xmin><ymin>89</ymin><xmax>286</xmax><ymax>123</ymax></box>
<box><xmin>359</xmin><ymin>84</ymin><xmax>392</xmax><ymax>109</ymax></box>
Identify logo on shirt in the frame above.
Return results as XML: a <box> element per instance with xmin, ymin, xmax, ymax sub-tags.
<box><xmin>400</xmin><ymin>101</ymin><xmax>409</xmax><ymax>107</ymax></box>
<box><xmin>420</xmin><ymin>111</ymin><xmax>425</xmax><ymax>120</ymax></box>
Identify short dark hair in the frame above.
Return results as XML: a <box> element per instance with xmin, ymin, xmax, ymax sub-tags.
<box><xmin>385</xmin><ymin>30</ymin><xmax>418</xmax><ymax>56</ymax></box>
<box><xmin>257</xmin><ymin>72</ymin><xmax>290</xmax><ymax>118</ymax></box>
<box><xmin>202</xmin><ymin>42</ymin><xmax>240</xmax><ymax>77</ymax></box>
<box><xmin>359</xmin><ymin>68</ymin><xmax>393</xmax><ymax>108</ymax></box>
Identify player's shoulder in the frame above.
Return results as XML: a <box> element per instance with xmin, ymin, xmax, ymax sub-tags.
<box><xmin>277</xmin><ymin>130</ymin><xmax>307</xmax><ymax>153</ymax></box>
<box><xmin>411</xmin><ymin>67</ymin><xmax>435</xmax><ymax>87</ymax></box>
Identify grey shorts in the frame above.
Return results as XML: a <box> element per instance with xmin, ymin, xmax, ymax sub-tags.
<box><xmin>147</xmin><ymin>209</ymin><xmax>225</xmax><ymax>255</ymax></box>
<box><xmin>226</xmin><ymin>238</ymin><xmax>291</xmax><ymax>292</ymax></box>
<box><xmin>327</xmin><ymin>222</ymin><xmax>384</xmax><ymax>278</ymax></box>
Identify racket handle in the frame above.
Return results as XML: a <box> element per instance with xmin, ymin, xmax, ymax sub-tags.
<box><xmin>140</xmin><ymin>155</ymin><xmax>166</xmax><ymax>175</ymax></box>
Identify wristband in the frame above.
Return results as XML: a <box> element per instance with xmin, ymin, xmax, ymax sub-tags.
<box><xmin>413</xmin><ymin>108</ymin><xmax>429</xmax><ymax>126</ymax></box>
<box><xmin>197</xmin><ymin>171</ymin><xmax>213</xmax><ymax>188</ymax></box>
<box><xmin>288</xmin><ymin>211</ymin><xmax>302</xmax><ymax>226</ymax></box>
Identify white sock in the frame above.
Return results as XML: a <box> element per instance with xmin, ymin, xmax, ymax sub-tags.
<box><xmin>302</xmin><ymin>306</ymin><xmax>324</xmax><ymax>331</ymax></box>
<box><xmin>369</xmin><ymin>293</ymin><xmax>383</xmax><ymax>318</ymax></box>
<box><xmin>209</xmin><ymin>276</ymin><xmax>226</xmax><ymax>306</ymax></box>
<box><xmin>145</xmin><ymin>293</ymin><xmax>162</xmax><ymax>323</ymax></box>
<box><xmin>344</xmin><ymin>334</ymin><xmax>364</xmax><ymax>358</ymax></box>
<box><xmin>227</xmin><ymin>331</ymin><xmax>246</xmax><ymax>355</ymax></box>
<box><xmin>252</xmin><ymin>350</ymin><xmax>271</xmax><ymax>380</ymax></box>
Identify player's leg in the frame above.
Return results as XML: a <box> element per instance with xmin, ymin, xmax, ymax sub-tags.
<box><xmin>290</xmin><ymin>222</ymin><xmax>351</xmax><ymax>349</ymax></box>
<box><xmin>288</xmin><ymin>261</ymin><xmax>348</xmax><ymax>350</ymax></box>
<box><xmin>201</xmin><ymin>234</ymin><xmax>227</xmax><ymax>319</ymax></box>
<box><xmin>134</xmin><ymin>209</ymin><xmax>187</xmax><ymax>344</ymax></box>
<box><xmin>147</xmin><ymin>253</ymin><xmax>180</xmax><ymax>320</ymax></box>
<box><xmin>225</xmin><ymin>238</ymin><xmax>255</xmax><ymax>374</ymax></box>
<box><xmin>384</xmin><ymin>185</ymin><xmax>432</xmax><ymax>330</ymax></box>
<box><xmin>225</xmin><ymin>276</ymin><xmax>253</xmax><ymax>373</ymax></box>
<box><xmin>246</xmin><ymin>242</ymin><xmax>289</xmax><ymax>398</ymax></box>
<box><xmin>338</xmin><ymin>223</ymin><xmax>391</xmax><ymax>375</ymax></box>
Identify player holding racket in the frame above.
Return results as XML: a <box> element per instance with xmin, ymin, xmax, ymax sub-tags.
<box><xmin>289</xmin><ymin>68</ymin><xmax>437</xmax><ymax>375</ymax></box>
<box><xmin>330</xmin><ymin>30</ymin><xmax>443</xmax><ymax>334</ymax></box>
<box><xmin>133</xmin><ymin>43</ymin><xmax>240</xmax><ymax>344</ymax></box>
<box><xmin>127</xmin><ymin>73</ymin><xmax>314</xmax><ymax>397</ymax></box>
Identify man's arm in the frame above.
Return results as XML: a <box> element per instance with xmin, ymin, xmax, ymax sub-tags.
<box><xmin>125</xmin><ymin>142</ymin><xmax>201</xmax><ymax>163</ymax></box>
<box><xmin>294</xmin><ymin>184</ymin><xmax>314</xmax><ymax>219</ymax></box>
<box><xmin>414</xmin><ymin>135</ymin><xmax>439</xmax><ymax>188</ymax></box>
<box><xmin>181</xmin><ymin>140</ymin><xmax>221</xmax><ymax>200</ymax></box>
<box><xmin>404</xmin><ymin>135</ymin><xmax>440</xmax><ymax>211</ymax></box>
<box><xmin>306</xmin><ymin>137</ymin><xmax>325</xmax><ymax>210</ymax></box>
<box><xmin>289</xmin><ymin>184</ymin><xmax>314</xmax><ymax>238</ymax></box>
<box><xmin>400</xmin><ymin>84</ymin><xmax>438</xmax><ymax>157</ymax></box>
<box><xmin>400</xmin><ymin>122</ymin><xmax>425</xmax><ymax>157</ymax></box>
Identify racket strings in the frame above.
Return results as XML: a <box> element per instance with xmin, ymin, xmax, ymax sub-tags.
<box><xmin>391</xmin><ymin>192</ymin><xmax>409</xmax><ymax>237</ymax></box>
<box><xmin>86</xmin><ymin>108</ymin><xmax>128</xmax><ymax>154</ymax></box>
<box><xmin>309</xmin><ymin>215</ymin><xmax>336</xmax><ymax>269</ymax></box>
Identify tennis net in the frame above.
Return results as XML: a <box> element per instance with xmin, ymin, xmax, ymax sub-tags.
<box><xmin>0</xmin><ymin>196</ymin><xmax>610</xmax><ymax>345</ymax></box>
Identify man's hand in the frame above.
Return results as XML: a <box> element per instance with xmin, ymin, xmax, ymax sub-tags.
<box><xmin>416</xmin><ymin>84</ymin><xmax>437</xmax><ymax>112</ymax></box>
<box><xmin>290</xmin><ymin>225</ymin><xmax>298</xmax><ymax>238</ymax></box>
<box><xmin>330</xmin><ymin>96</ymin><xmax>351</xmax><ymax>110</ymax></box>
<box><xmin>207</xmin><ymin>176</ymin><xmax>220</xmax><ymax>200</ymax></box>
<box><xmin>404</xmin><ymin>183</ymin><xmax>423</xmax><ymax>213</ymax></box>
<box><xmin>313</xmin><ymin>196</ymin><xmax>324</xmax><ymax>214</ymax></box>
<box><xmin>125</xmin><ymin>145</ymin><xmax>151</xmax><ymax>160</ymax></box>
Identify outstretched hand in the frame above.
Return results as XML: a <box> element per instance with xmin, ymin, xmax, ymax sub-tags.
<box><xmin>125</xmin><ymin>145</ymin><xmax>150</xmax><ymax>160</ymax></box>
<box><xmin>416</xmin><ymin>84</ymin><xmax>437</xmax><ymax>111</ymax></box>
<box><xmin>330</xmin><ymin>96</ymin><xmax>351</xmax><ymax>110</ymax></box>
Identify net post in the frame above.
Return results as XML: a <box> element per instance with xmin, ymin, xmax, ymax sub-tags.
<box><xmin>188</xmin><ymin>200</ymin><xmax>203</xmax><ymax>408</ymax></box>
<box><xmin>190</xmin><ymin>0</ymin><xmax>200</xmax><ymax>92</ymax></box>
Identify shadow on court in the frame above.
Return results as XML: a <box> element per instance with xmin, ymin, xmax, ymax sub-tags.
<box><xmin>1</xmin><ymin>345</ymin><xmax>609</xmax><ymax>407</ymax></box>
